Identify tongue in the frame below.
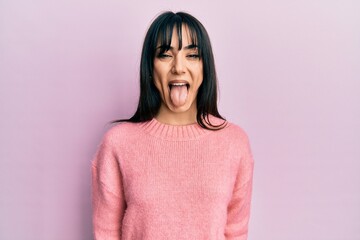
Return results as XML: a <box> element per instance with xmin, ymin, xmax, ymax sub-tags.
<box><xmin>170</xmin><ymin>85</ymin><xmax>188</xmax><ymax>107</ymax></box>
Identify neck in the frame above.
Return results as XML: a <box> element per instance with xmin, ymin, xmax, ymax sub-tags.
<box><xmin>155</xmin><ymin>103</ymin><xmax>198</xmax><ymax>126</ymax></box>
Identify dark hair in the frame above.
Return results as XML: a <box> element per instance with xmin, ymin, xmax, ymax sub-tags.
<box><xmin>110</xmin><ymin>11</ymin><xmax>226</xmax><ymax>130</ymax></box>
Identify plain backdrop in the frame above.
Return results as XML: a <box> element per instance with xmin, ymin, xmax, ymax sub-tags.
<box><xmin>1</xmin><ymin>0</ymin><xmax>359</xmax><ymax>239</ymax></box>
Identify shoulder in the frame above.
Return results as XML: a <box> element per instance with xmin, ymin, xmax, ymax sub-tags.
<box><xmin>217</xmin><ymin>118</ymin><xmax>253</xmax><ymax>156</ymax></box>
<box><xmin>206</xmin><ymin>115</ymin><xmax>252</xmax><ymax>149</ymax></box>
<box><xmin>92</xmin><ymin>121</ymin><xmax>144</xmax><ymax>164</ymax></box>
<box><xmin>224</xmin><ymin>121</ymin><xmax>251</xmax><ymax>143</ymax></box>
<box><xmin>208</xmin><ymin>115</ymin><xmax>250</xmax><ymax>143</ymax></box>
<box><xmin>100</xmin><ymin>121</ymin><xmax>144</xmax><ymax>147</ymax></box>
<box><xmin>221</xmin><ymin>120</ymin><xmax>255</xmax><ymax>167</ymax></box>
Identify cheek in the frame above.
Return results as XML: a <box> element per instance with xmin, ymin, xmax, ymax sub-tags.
<box><xmin>153</xmin><ymin>63</ymin><xmax>161</xmax><ymax>89</ymax></box>
<box><xmin>195</xmin><ymin>66</ymin><xmax>204</xmax><ymax>87</ymax></box>
<box><xmin>153</xmin><ymin>62</ymin><xmax>167</xmax><ymax>85</ymax></box>
<box><xmin>153</xmin><ymin>77</ymin><xmax>162</xmax><ymax>91</ymax></box>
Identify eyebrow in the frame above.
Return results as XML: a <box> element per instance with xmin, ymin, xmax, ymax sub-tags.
<box><xmin>156</xmin><ymin>44</ymin><xmax>198</xmax><ymax>50</ymax></box>
<box><xmin>184</xmin><ymin>44</ymin><xmax>198</xmax><ymax>50</ymax></box>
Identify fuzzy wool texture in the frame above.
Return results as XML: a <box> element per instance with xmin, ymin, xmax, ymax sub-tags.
<box><xmin>91</xmin><ymin>115</ymin><xmax>255</xmax><ymax>240</ymax></box>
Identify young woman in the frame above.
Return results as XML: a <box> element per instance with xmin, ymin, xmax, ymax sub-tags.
<box><xmin>92</xmin><ymin>11</ymin><xmax>255</xmax><ymax>240</ymax></box>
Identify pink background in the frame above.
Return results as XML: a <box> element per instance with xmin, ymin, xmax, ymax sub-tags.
<box><xmin>1</xmin><ymin>0</ymin><xmax>359</xmax><ymax>239</ymax></box>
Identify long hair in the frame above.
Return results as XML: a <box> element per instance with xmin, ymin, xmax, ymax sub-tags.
<box><xmin>110</xmin><ymin>11</ymin><xmax>226</xmax><ymax>130</ymax></box>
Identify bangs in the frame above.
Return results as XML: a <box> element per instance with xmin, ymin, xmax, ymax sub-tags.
<box><xmin>154</xmin><ymin>15</ymin><xmax>202</xmax><ymax>57</ymax></box>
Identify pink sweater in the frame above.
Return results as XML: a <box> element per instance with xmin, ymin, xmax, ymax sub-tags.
<box><xmin>91</xmin><ymin>116</ymin><xmax>254</xmax><ymax>240</ymax></box>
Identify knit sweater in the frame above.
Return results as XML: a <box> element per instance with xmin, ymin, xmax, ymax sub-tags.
<box><xmin>91</xmin><ymin>116</ymin><xmax>255</xmax><ymax>240</ymax></box>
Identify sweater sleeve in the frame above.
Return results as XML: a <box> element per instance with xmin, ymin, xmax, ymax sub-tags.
<box><xmin>91</xmin><ymin>134</ymin><xmax>126</xmax><ymax>240</ymax></box>
<box><xmin>224</xmin><ymin>131</ymin><xmax>255</xmax><ymax>240</ymax></box>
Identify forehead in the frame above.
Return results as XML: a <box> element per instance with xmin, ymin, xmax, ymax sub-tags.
<box><xmin>170</xmin><ymin>26</ymin><xmax>192</xmax><ymax>46</ymax></box>
<box><xmin>156</xmin><ymin>23</ymin><xmax>198</xmax><ymax>50</ymax></box>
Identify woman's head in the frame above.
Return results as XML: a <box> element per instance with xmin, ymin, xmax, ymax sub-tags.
<box><xmin>153</xmin><ymin>23</ymin><xmax>204</xmax><ymax>121</ymax></box>
<box><xmin>113</xmin><ymin>11</ymin><xmax>225</xmax><ymax>129</ymax></box>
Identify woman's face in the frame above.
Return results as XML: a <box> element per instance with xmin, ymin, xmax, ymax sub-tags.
<box><xmin>153</xmin><ymin>25</ymin><xmax>203</xmax><ymax>117</ymax></box>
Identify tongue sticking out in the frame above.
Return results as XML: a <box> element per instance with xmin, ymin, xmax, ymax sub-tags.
<box><xmin>170</xmin><ymin>85</ymin><xmax>188</xmax><ymax>107</ymax></box>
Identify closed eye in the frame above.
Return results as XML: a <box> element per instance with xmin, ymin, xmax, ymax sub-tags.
<box><xmin>157</xmin><ymin>53</ymin><xmax>172</xmax><ymax>58</ymax></box>
<box><xmin>187</xmin><ymin>54</ymin><xmax>200</xmax><ymax>59</ymax></box>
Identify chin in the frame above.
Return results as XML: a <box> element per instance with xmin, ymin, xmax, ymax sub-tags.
<box><xmin>168</xmin><ymin>104</ymin><xmax>191</xmax><ymax>112</ymax></box>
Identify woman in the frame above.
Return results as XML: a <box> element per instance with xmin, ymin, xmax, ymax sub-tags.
<box><xmin>92</xmin><ymin>11</ymin><xmax>254</xmax><ymax>240</ymax></box>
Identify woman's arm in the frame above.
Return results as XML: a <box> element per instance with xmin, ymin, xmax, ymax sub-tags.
<box><xmin>91</xmin><ymin>136</ymin><xmax>126</xmax><ymax>240</ymax></box>
<box><xmin>224</xmin><ymin>132</ymin><xmax>255</xmax><ymax>240</ymax></box>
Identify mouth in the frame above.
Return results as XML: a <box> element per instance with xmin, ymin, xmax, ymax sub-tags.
<box><xmin>168</xmin><ymin>80</ymin><xmax>190</xmax><ymax>107</ymax></box>
<box><xmin>168</xmin><ymin>81</ymin><xmax>190</xmax><ymax>90</ymax></box>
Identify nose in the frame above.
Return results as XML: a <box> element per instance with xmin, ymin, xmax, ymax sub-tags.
<box><xmin>171</xmin><ymin>55</ymin><xmax>185</xmax><ymax>74</ymax></box>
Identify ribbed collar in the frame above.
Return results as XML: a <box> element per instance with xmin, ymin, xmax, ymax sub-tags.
<box><xmin>138</xmin><ymin>115</ymin><xmax>227</xmax><ymax>141</ymax></box>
